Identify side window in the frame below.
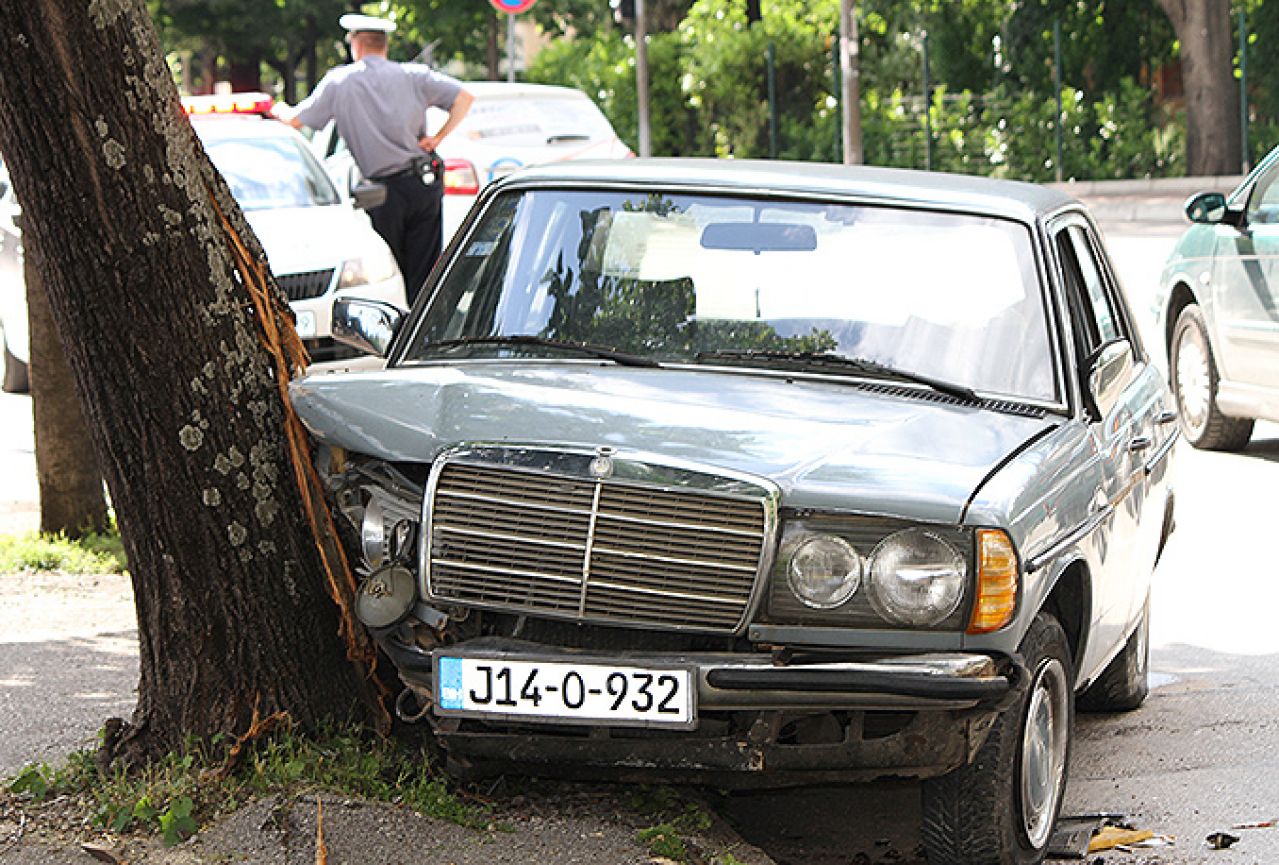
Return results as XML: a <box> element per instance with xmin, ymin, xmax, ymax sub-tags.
<box><xmin>1057</xmin><ymin>224</ymin><xmax>1122</xmax><ymax>355</ymax></box>
<box><xmin>1247</xmin><ymin>161</ymin><xmax>1279</xmax><ymax>224</ymax></box>
<box><xmin>1056</xmin><ymin>223</ymin><xmax>1128</xmax><ymax>368</ymax></box>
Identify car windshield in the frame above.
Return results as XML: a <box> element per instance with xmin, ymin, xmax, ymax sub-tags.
<box><xmin>403</xmin><ymin>188</ymin><xmax>1058</xmax><ymax>403</ymax></box>
<box><xmin>198</xmin><ymin>124</ymin><xmax>341</xmax><ymax>211</ymax></box>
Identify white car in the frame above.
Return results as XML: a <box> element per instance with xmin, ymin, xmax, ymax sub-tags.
<box><xmin>0</xmin><ymin>157</ymin><xmax>27</xmax><ymax>392</ymax></box>
<box><xmin>313</xmin><ymin>82</ymin><xmax>633</xmax><ymax>244</ymax></box>
<box><xmin>0</xmin><ymin>95</ymin><xmax>407</xmax><ymax>392</ymax></box>
<box><xmin>188</xmin><ymin>96</ymin><xmax>406</xmax><ymax>361</ymax></box>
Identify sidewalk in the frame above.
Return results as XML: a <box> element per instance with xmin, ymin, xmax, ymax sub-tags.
<box><xmin>1052</xmin><ymin>173</ymin><xmax>1244</xmax><ymax>226</ymax></box>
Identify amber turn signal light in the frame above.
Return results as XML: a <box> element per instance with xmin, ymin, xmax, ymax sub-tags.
<box><xmin>968</xmin><ymin>528</ymin><xmax>1018</xmax><ymax>633</ymax></box>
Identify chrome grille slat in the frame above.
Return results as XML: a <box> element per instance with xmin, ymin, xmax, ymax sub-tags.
<box><xmin>433</xmin><ymin>523</ymin><xmax>588</xmax><ymax>552</ymax></box>
<box><xmin>426</xmin><ymin>456</ymin><xmax>772</xmax><ymax>633</ymax></box>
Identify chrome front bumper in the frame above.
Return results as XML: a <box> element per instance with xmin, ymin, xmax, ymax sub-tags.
<box><xmin>384</xmin><ymin>635</ymin><xmax>1016</xmax><ymax>713</ymax></box>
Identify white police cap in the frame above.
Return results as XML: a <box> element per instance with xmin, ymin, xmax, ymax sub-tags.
<box><xmin>339</xmin><ymin>13</ymin><xmax>396</xmax><ymax>34</ymax></box>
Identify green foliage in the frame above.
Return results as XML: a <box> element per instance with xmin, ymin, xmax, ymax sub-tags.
<box><xmin>0</xmin><ymin>529</ymin><xmax>127</xmax><ymax>574</ymax></box>
<box><xmin>8</xmin><ymin>764</ymin><xmax>52</xmax><ymax>802</ymax></box>
<box><xmin>639</xmin><ymin>822</ymin><xmax>689</xmax><ymax>860</ymax></box>
<box><xmin>3</xmin><ymin>724</ymin><xmax>486</xmax><ymax>847</ymax></box>
<box><xmin>630</xmin><ymin>786</ymin><xmax>714</xmax><ymax>863</ymax></box>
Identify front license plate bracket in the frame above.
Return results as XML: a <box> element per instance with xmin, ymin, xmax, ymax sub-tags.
<box><xmin>432</xmin><ymin>652</ymin><xmax>698</xmax><ymax>731</ymax></box>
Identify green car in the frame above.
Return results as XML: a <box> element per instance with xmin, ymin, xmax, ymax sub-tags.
<box><xmin>1158</xmin><ymin>150</ymin><xmax>1279</xmax><ymax>449</ymax></box>
<box><xmin>293</xmin><ymin>159</ymin><xmax>1176</xmax><ymax>865</ymax></box>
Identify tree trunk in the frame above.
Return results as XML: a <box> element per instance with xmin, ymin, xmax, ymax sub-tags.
<box><xmin>1158</xmin><ymin>0</ymin><xmax>1240</xmax><ymax>175</ymax></box>
<box><xmin>228</xmin><ymin>56</ymin><xmax>263</xmax><ymax>93</ymax></box>
<box><xmin>0</xmin><ymin>0</ymin><xmax>378</xmax><ymax>760</ymax></box>
<box><xmin>25</xmin><ymin>246</ymin><xmax>108</xmax><ymax>538</ymax></box>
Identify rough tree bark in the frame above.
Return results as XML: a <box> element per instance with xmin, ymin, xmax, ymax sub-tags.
<box><xmin>1158</xmin><ymin>0</ymin><xmax>1241</xmax><ymax>175</ymax></box>
<box><xmin>25</xmin><ymin>247</ymin><xmax>108</xmax><ymax>537</ymax></box>
<box><xmin>0</xmin><ymin>0</ymin><xmax>379</xmax><ymax>760</ymax></box>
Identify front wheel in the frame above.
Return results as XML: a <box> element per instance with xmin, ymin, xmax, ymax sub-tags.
<box><xmin>921</xmin><ymin>613</ymin><xmax>1073</xmax><ymax>865</ymax></box>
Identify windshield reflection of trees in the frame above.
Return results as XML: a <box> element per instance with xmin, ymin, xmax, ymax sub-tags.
<box><xmin>542</xmin><ymin>196</ymin><xmax>835</xmax><ymax>358</ymax></box>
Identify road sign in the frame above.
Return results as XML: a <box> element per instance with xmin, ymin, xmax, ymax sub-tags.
<box><xmin>489</xmin><ymin>0</ymin><xmax>536</xmax><ymax>13</ymax></box>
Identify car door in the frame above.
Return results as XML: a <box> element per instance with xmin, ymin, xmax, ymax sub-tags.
<box><xmin>1051</xmin><ymin>217</ymin><xmax>1166</xmax><ymax>665</ymax></box>
<box><xmin>1213</xmin><ymin>153</ymin><xmax>1279</xmax><ymax>390</ymax></box>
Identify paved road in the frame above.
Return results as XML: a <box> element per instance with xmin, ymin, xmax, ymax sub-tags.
<box><xmin>3</xmin><ymin>205</ymin><xmax>1278</xmax><ymax>863</ymax></box>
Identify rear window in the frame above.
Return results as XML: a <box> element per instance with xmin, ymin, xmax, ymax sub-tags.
<box><xmin>428</xmin><ymin>94</ymin><xmax>616</xmax><ymax>146</ymax></box>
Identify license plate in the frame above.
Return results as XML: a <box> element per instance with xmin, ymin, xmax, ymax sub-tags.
<box><xmin>295</xmin><ymin>310</ymin><xmax>316</xmax><ymax>339</ymax></box>
<box><xmin>434</xmin><ymin>654</ymin><xmax>695</xmax><ymax>729</ymax></box>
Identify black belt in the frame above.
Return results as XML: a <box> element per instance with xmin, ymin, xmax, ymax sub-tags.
<box><xmin>371</xmin><ymin>165</ymin><xmax>416</xmax><ymax>181</ymax></box>
<box><xmin>372</xmin><ymin>153</ymin><xmax>441</xmax><ymax>183</ymax></box>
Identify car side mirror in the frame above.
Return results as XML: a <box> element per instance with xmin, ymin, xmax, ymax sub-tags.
<box><xmin>332</xmin><ymin>297</ymin><xmax>404</xmax><ymax>357</ymax></box>
<box><xmin>1085</xmin><ymin>338</ymin><xmax>1134</xmax><ymax>419</ymax></box>
<box><xmin>1184</xmin><ymin>191</ymin><xmax>1228</xmax><ymax>224</ymax></box>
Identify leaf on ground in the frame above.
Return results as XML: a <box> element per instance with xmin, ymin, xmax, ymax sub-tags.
<box><xmin>80</xmin><ymin>842</ymin><xmax>128</xmax><ymax>864</ymax></box>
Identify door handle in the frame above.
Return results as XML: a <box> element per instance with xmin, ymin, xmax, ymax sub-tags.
<box><xmin>1155</xmin><ymin>410</ymin><xmax>1177</xmax><ymax>425</ymax></box>
<box><xmin>1128</xmin><ymin>435</ymin><xmax>1153</xmax><ymax>453</ymax></box>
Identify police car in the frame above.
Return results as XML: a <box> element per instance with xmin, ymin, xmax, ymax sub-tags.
<box><xmin>313</xmin><ymin>82</ymin><xmax>633</xmax><ymax>244</ymax></box>
<box><xmin>0</xmin><ymin>93</ymin><xmax>407</xmax><ymax>392</ymax></box>
<box><xmin>185</xmin><ymin>93</ymin><xmax>406</xmax><ymax>362</ymax></box>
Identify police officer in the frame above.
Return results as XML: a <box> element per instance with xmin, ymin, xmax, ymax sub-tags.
<box><xmin>278</xmin><ymin>14</ymin><xmax>474</xmax><ymax>305</ymax></box>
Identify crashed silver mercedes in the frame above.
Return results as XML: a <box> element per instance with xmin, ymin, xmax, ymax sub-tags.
<box><xmin>291</xmin><ymin>159</ymin><xmax>1175</xmax><ymax>865</ymax></box>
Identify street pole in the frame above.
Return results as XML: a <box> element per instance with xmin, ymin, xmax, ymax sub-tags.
<box><xmin>767</xmin><ymin>41</ymin><xmax>778</xmax><ymax>158</ymax></box>
<box><xmin>1053</xmin><ymin>18</ymin><xmax>1063</xmax><ymax>182</ymax></box>
<box><xmin>1240</xmin><ymin>9</ymin><xmax>1250</xmax><ymax>173</ymax></box>
<box><xmin>838</xmin><ymin>0</ymin><xmax>863</xmax><ymax>165</ymax></box>
<box><xmin>506</xmin><ymin>12</ymin><xmax>515</xmax><ymax>83</ymax></box>
<box><xmin>635</xmin><ymin>0</ymin><xmax>652</xmax><ymax>156</ymax></box>
<box><xmin>921</xmin><ymin>30</ymin><xmax>932</xmax><ymax>172</ymax></box>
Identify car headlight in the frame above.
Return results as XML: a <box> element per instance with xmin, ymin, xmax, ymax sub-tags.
<box><xmin>338</xmin><ymin>246</ymin><xmax>399</xmax><ymax>289</ymax></box>
<box><xmin>785</xmin><ymin>534</ymin><xmax>863</xmax><ymax>609</ymax></box>
<box><xmin>867</xmin><ymin>528</ymin><xmax>966</xmax><ymax>626</ymax></box>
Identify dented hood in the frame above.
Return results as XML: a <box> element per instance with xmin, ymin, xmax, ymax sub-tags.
<box><xmin>289</xmin><ymin>363</ymin><xmax>1055</xmax><ymax>524</ymax></box>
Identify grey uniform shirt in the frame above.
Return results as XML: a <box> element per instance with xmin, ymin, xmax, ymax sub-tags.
<box><xmin>292</xmin><ymin>55</ymin><xmax>462</xmax><ymax>179</ymax></box>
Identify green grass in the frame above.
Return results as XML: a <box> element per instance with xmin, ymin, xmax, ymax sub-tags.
<box><xmin>630</xmin><ymin>786</ymin><xmax>714</xmax><ymax>863</ymax></box>
<box><xmin>0</xmin><ymin>528</ymin><xmax>127</xmax><ymax>574</ymax></box>
<box><xmin>4</xmin><ymin>724</ymin><xmax>488</xmax><ymax>846</ymax></box>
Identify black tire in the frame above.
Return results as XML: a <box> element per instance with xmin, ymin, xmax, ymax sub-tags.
<box><xmin>1078</xmin><ymin>597</ymin><xmax>1149</xmax><ymax>713</ymax></box>
<box><xmin>1170</xmin><ymin>304</ymin><xmax>1252</xmax><ymax>451</ymax></box>
<box><xmin>2</xmin><ymin>337</ymin><xmax>28</xmax><ymax>394</ymax></box>
<box><xmin>921</xmin><ymin>614</ymin><xmax>1073</xmax><ymax>865</ymax></box>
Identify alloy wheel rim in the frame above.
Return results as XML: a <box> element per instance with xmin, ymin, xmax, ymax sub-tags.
<box><xmin>1020</xmin><ymin>657</ymin><xmax>1069</xmax><ymax>849</ymax></box>
<box><xmin>1175</xmin><ymin>325</ymin><xmax>1210</xmax><ymax>436</ymax></box>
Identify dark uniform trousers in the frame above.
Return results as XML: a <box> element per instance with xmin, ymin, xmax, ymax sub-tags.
<box><xmin>368</xmin><ymin>168</ymin><xmax>443</xmax><ymax>307</ymax></box>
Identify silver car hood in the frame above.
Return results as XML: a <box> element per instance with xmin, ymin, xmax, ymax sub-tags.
<box><xmin>290</xmin><ymin>363</ymin><xmax>1056</xmax><ymax>524</ymax></box>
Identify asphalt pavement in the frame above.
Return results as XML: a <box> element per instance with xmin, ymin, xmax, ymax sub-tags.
<box><xmin>3</xmin><ymin>186</ymin><xmax>1279</xmax><ymax>864</ymax></box>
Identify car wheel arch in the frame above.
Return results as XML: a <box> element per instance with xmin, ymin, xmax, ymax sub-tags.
<box><xmin>1038</xmin><ymin>558</ymin><xmax>1090</xmax><ymax>683</ymax></box>
<box><xmin>1163</xmin><ymin>281</ymin><xmax>1199</xmax><ymax>360</ymax></box>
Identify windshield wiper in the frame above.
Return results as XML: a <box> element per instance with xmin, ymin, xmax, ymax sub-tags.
<box><xmin>424</xmin><ymin>335</ymin><xmax>661</xmax><ymax>368</ymax></box>
<box><xmin>693</xmin><ymin>349</ymin><xmax>979</xmax><ymax>402</ymax></box>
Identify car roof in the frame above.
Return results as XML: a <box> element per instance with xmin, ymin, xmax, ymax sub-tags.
<box><xmin>496</xmin><ymin>158</ymin><xmax>1079</xmax><ymax>223</ymax></box>
<box><xmin>190</xmin><ymin>114</ymin><xmax>299</xmax><ymax>142</ymax></box>
<box><xmin>458</xmin><ymin>81</ymin><xmax>596</xmax><ymax>101</ymax></box>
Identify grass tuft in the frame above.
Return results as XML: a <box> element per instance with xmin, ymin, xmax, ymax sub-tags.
<box><xmin>0</xmin><ymin>529</ymin><xmax>127</xmax><ymax>574</ymax></box>
<box><xmin>4</xmin><ymin>724</ymin><xmax>487</xmax><ymax>847</ymax></box>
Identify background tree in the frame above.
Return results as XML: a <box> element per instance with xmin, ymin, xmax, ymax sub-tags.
<box><xmin>24</xmin><ymin>249</ymin><xmax>108</xmax><ymax>538</ymax></box>
<box><xmin>0</xmin><ymin>0</ymin><xmax>380</xmax><ymax>760</ymax></box>
<box><xmin>1157</xmin><ymin>0</ymin><xmax>1241</xmax><ymax>174</ymax></box>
